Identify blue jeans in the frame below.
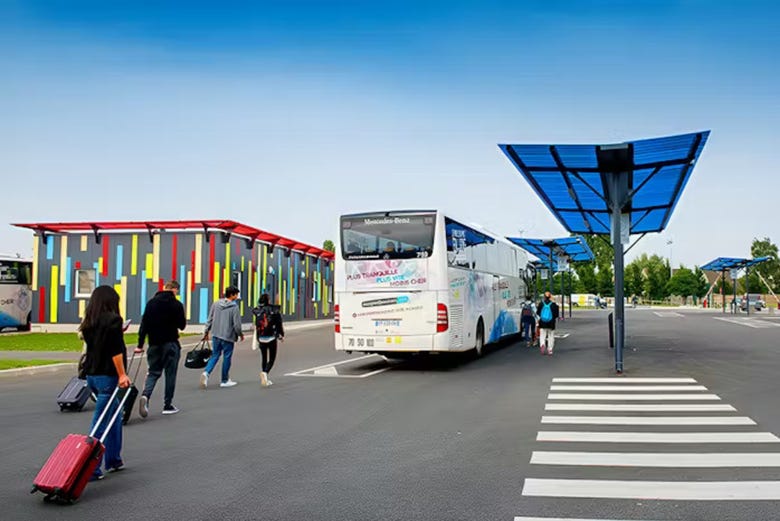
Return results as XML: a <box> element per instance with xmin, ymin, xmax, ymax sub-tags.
<box><xmin>204</xmin><ymin>337</ymin><xmax>235</xmax><ymax>383</ymax></box>
<box><xmin>521</xmin><ymin>317</ymin><xmax>535</xmax><ymax>342</ymax></box>
<box><xmin>86</xmin><ymin>375</ymin><xmax>123</xmax><ymax>475</ymax></box>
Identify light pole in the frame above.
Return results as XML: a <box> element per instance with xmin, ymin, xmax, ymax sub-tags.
<box><xmin>666</xmin><ymin>238</ymin><xmax>674</xmax><ymax>277</ymax></box>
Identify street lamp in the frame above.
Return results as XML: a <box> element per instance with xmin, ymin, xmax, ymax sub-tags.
<box><xmin>666</xmin><ymin>239</ymin><xmax>673</xmax><ymax>277</ymax></box>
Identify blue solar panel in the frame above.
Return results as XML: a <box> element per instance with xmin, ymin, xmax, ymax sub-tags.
<box><xmin>507</xmin><ymin>236</ymin><xmax>595</xmax><ymax>263</ymax></box>
<box><xmin>499</xmin><ymin>131</ymin><xmax>710</xmax><ymax>235</ymax></box>
<box><xmin>700</xmin><ymin>256</ymin><xmax>771</xmax><ymax>271</ymax></box>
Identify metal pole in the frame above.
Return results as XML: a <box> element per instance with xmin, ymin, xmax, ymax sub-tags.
<box><xmin>559</xmin><ymin>263</ymin><xmax>564</xmax><ymax>321</ymax></box>
<box><xmin>568</xmin><ymin>269</ymin><xmax>573</xmax><ymax>318</ymax></box>
<box><xmin>609</xmin><ymin>172</ymin><xmax>627</xmax><ymax>374</ymax></box>
<box><xmin>548</xmin><ymin>249</ymin><xmax>553</xmax><ymax>293</ymax></box>
<box><xmin>746</xmin><ymin>266</ymin><xmax>750</xmax><ymax>316</ymax></box>
<box><xmin>722</xmin><ymin>269</ymin><xmax>725</xmax><ymax>314</ymax></box>
<box><xmin>733</xmin><ymin>270</ymin><xmax>737</xmax><ymax>314</ymax></box>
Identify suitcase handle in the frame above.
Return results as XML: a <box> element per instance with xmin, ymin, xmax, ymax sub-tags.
<box><xmin>88</xmin><ymin>352</ymin><xmax>140</xmax><ymax>441</ymax></box>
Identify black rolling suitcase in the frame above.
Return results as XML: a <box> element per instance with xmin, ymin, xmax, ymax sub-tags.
<box><xmin>56</xmin><ymin>377</ymin><xmax>94</xmax><ymax>412</ymax></box>
<box><xmin>121</xmin><ymin>351</ymin><xmax>144</xmax><ymax>425</ymax></box>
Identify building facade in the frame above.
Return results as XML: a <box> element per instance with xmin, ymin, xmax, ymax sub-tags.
<box><xmin>13</xmin><ymin>220</ymin><xmax>334</xmax><ymax>325</ymax></box>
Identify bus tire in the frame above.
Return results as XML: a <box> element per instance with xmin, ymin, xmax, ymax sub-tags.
<box><xmin>19</xmin><ymin>313</ymin><xmax>32</xmax><ymax>332</ymax></box>
<box><xmin>474</xmin><ymin>319</ymin><xmax>485</xmax><ymax>357</ymax></box>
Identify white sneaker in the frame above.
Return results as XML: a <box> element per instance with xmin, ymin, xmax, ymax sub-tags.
<box><xmin>220</xmin><ymin>380</ymin><xmax>238</xmax><ymax>388</ymax></box>
<box><xmin>266</xmin><ymin>378</ymin><xmax>273</xmax><ymax>386</ymax></box>
<box><xmin>200</xmin><ymin>372</ymin><xmax>208</xmax><ymax>389</ymax></box>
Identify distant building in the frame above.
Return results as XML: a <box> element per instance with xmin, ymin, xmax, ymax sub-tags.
<box><xmin>12</xmin><ymin>220</ymin><xmax>334</xmax><ymax>325</ymax></box>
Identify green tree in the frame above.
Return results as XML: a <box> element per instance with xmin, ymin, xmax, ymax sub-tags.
<box><xmin>322</xmin><ymin>240</ymin><xmax>335</xmax><ymax>253</ymax></box>
<box><xmin>666</xmin><ymin>266</ymin><xmax>707</xmax><ymax>304</ymax></box>
<box><xmin>625</xmin><ymin>262</ymin><xmax>645</xmax><ymax>297</ymax></box>
<box><xmin>750</xmin><ymin>237</ymin><xmax>780</xmax><ymax>293</ymax></box>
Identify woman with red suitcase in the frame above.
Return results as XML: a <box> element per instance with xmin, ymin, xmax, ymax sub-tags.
<box><xmin>79</xmin><ymin>286</ymin><xmax>131</xmax><ymax>481</ymax></box>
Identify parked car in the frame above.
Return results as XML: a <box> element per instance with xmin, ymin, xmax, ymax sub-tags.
<box><xmin>739</xmin><ymin>294</ymin><xmax>765</xmax><ymax>311</ymax></box>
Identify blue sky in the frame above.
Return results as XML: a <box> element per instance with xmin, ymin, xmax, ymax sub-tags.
<box><xmin>2</xmin><ymin>1</ymin><xmax>778</xmax><ymax>268</ymax></box>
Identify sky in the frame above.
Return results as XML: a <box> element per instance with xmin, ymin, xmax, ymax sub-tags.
<box><xmin>1</xmin><ymin>0</ymin><xmax>778</xmax><ymax>268</ymax></box>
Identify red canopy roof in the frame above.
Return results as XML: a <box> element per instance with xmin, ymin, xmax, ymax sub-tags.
<box><xmin>12</xmin><ymin>219</ymin><xmax>334</xmax><ymax>260</ymax></box>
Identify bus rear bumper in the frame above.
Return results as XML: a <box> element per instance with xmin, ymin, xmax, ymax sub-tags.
<box><xmin>335</xmin><ymin>332</ymin><xmax>465</xmax><ymax>353</ymax></box>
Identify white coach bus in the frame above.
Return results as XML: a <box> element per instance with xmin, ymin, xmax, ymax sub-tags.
<box><xmin>334</xmin><ymin>210</ymin><xmax>529</xmax><ymax>357</ymax></box>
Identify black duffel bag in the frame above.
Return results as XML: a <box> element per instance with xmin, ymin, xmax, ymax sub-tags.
<box><xmin>184</xmin><ymin>339</ymin><xmax>212</xmax><ymax>369</ymax></box>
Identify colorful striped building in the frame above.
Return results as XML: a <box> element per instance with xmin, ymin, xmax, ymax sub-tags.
<box><xmin>12</xmin><ymin>220</ymin><xmax>335</xmax><ymax>325</ymax></box>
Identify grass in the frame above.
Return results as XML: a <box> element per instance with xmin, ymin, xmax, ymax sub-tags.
<box><xmin>0</xmin><ymin>332</ymin><xmax>198</xmax><ymax>352</ymax></box>
<box><xmin>0</xmin><ymin>359</ymin><xmax>72</xmax><ymax>370</ymax></box>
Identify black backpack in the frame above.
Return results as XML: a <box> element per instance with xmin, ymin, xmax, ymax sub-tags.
<box><xmin>254</xmin><ymin>306</ymin><xmax>276</xmax><ymax>337</ymax></box>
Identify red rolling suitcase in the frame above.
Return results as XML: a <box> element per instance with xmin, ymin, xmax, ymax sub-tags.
<box><xmin>31</xmin><ymin>355</ymin><xmax>139</xmax><ymax>503</ymax></box>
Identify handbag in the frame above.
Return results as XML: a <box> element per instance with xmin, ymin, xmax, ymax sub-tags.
<box><xmin>184</xmin><ymin>339</ymin><xmax>212</xmax><ymax>369</ymax></box>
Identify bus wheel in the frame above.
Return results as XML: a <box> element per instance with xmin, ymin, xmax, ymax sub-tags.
<box><xmin>19</xmin><ymin>313</ymin><xmax>32</xmax><ymax>332</ymax></box>
<box><xmin>474</xmin><ymin>320</ymin><xmax>485</xmax><ymax>357</ymax></box>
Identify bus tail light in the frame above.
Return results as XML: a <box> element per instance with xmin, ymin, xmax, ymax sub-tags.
<box><xmin>334</xmin><ymin>304</ymin><xmax>340</xmax><ymax>333</ymax></box>
<box><xmin>437</xmin><ymin>303</ymin><xmax>448</xmax><ymax>332</ymax></box>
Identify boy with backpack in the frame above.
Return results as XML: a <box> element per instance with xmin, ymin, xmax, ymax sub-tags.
<box><xmin>252</xmin><ymin>293</ymin><xmax>284</xmax><ymax>387</ymax></box>
<box><xmin>520</xmin><ymin>296</ymin><xmax>537</xmax><ymax>347</ymax></box>
<box><xmin>536</xmin><ymin>291</ymin><xmax>560</xmax><ymax>355</ymax></box>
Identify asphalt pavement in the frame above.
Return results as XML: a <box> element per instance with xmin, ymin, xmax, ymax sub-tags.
<box><xmin>2</xmin><ymin>309</ymin><xmax>780</xmax><ymax>521</ymax></box>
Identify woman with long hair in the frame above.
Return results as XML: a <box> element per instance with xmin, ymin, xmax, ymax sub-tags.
<box><xmin>252</xmin><ymin>293</ymin><xmax>284</xmax><ymax>387</ymax></box>
<box><xmin>79</xmin><ymin>285</ymin><xmax>130</xmax><ymax>481</ymax></box>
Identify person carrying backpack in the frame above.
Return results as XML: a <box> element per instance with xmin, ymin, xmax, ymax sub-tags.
<box><xmin>520</xmin><ymin>296</ymin><xmax>536</xmax><ymax>347</ymax></box>
<box><xmin>536</xmin><ymin>291</ymin><xmax>560</xmax><ymax>356</ymax></box>
<box><xmin>252</xmin><ymin>293</ymin><xmax>284</xmax><ymax>387</ymax></box>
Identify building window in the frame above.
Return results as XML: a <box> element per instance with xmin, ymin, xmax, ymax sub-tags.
<box><xmin>231</xmin><ymin>271</ymin><xmax>242</xmax><ymax>292</ymax></box>
<box><xmin>75</xmin><ymin>269</ymin><xmax>96</xmax><ymax>298</ymax></box>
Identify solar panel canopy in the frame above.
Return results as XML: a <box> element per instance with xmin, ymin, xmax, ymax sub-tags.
<box><xmin>701</xmin><ymin>256</ymin><xmax>772</xmax><ymax>271</ymax></box>
<box><xmin>500</xmin><ymin>131</ymin><xmax>710</xmax><ymax>235</ymax></box>
<box><xmin>507</xmin><ymin>236</ymin><xmax>594</xmax><ymax>263</ymax></box>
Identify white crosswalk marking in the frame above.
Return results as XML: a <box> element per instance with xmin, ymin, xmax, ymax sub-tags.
<box><xmin>713</xmin><ymin>316</ymin><xmax>780</xmax><ymax>328</ymax></box>
<box><xmin>540</xmin><ymin>415</ymin><xmax>755</xmax><ymax>425</ymax></box>
<box><xmin>537</xmin><ymin>431</ymin><xmax>780</xmax><ymax>443</ymax></box>
<box><xmin>530</xmin><ymin>451</ymin><xmax>780</xmax><ymax>467</ymax></box>
<box><xmin>545</xmin><ymin>403</ymin><xmax>736</xmax><ymax>411</ymax></box>
<box><xmin>547</xmin><ymin>393</ymin><xmax>721</xmax><ymax>400</ymax></box>
<box><xmin>516</xmin><ymin>375</ymin><xmax>780</xmax><ymax>518</ymax></box>
<box><xmin>552</xmin><ymin>377</ymin><xmax>697</xmax><ymax>383</ymax></box>
<box><xmin>549</xmin><ymin>385</ymin><xmax>708</xmax><ymax>391</ymax></box>
<box><xmin>522</xmin><ymin>478</ymin><xmax>780</xmax><ymax>500</ymax></box>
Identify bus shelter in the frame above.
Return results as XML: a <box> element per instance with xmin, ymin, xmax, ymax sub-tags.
<box><xmin>700</xmin><ymin>256</ymin><xmax>771</xmax><ymax>315</ymax></box>
<box><xmin>507</xmin><ymin>236</ymin><xmax>594</xmax><ymax>318</ymax></box>
<box><xmin>500</xmin><ymin>131</ymin><xmax>710</xmax><ymax>373</ymax></box>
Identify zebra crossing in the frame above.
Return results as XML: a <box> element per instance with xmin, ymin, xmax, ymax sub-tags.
<box><xmin>515</xmin><ymin>376</ymin><xmax>780</xmax><ymax>520</ymax></box>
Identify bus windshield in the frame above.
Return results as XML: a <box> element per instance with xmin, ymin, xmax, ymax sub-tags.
<box><xmin>341</xmin><ymin>213</ymin><xmax>436</xmax><ymax>260</ymax></box>
<box><xmin>0</xmin><ymin>260</ymin><xmax>31</xmax><ymax>285</ymax></box>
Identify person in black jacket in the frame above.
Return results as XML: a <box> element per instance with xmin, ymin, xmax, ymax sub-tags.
<box><xmin>80</xmin><ymin>285</ymin><xmax>131</xmax><ymax>481</ymax></box>
<box><xmin>536</xmin><ymin>291</ymin><xmax>560</xmax><ymax>356</ymax></box>
<box><xmin>252</xmin><ymin>293</ymin><xmax>284</xmax><ymax>387</ymax></box>
<box><xmin>136</xmin><ymin>280</ymin><xmax>186</xmax><ymax>416</ymax></box>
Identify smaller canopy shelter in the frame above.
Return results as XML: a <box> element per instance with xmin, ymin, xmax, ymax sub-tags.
<box><xmin>700</xmin><ymin>256</ymin><xmax>771</xmax><ymax>315</ymax></box>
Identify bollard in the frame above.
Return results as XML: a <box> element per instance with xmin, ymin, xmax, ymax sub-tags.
<box><xmin>608</xmin><ymin>312</ymin><xmax>614</xmax><ymax>349</ymax></box>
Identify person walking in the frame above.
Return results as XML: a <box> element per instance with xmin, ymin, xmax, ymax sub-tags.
<box><xmin>520</xmin><ymin>295</ymin><xmax>536</xmax><ymax>347</ymax></box>
<box><xmin>136</xmin><ymin>280</ymin><xmax>187</xmax><ymax>417</ymax></box>
<box><xmin>536</xmin><ymin>291</ymin><xmax>560</xmax><ymax>356</ymax></box>
<box><xmin>200</xmin><ymin>286</ymin><xmax>244</xmax><ymax>389</ymax></box>
<box><xmin>79</xmin><ymin>286</ymin><xmax>131</xmax><ymax>481</ymax></box>
<box><xmin>252</xmin><ymin>293</ymin><xmax>284</xmax><ymax>387</ymax></box>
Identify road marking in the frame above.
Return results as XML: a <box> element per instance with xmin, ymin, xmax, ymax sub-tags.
<box><xmin>522</xmin><ymin>478</ymin><xmax>780</xmax><ymax>500</ymax></box>
<box><xmin>555</xmin><ymin>333</ymin><xmax>570</xmax><ymax>339</ymax></box>
<box><xmin>286</xmin><ymin>368</ymin><xmax>392</xmax><ymax>379</ymax></box>
<box><xmin>537</xmin><ymin>431</ymin><xmax>780</xmax><ymax>443</ymax></box>
<box><xmin>714</xmin><ymin>317</ymin><xmax>780</xmax><ymax>328</ymax></box>
<box><xmin>553</xmin><ymin>377</ymin><xmax>697</xmax><ymax>383</ymax></box>
<box><xmin>540</xmin><ymin>416</ymin><xmax>755</xmax><ymax>425</ymax></box>
<box><xmin>547</xmin><ymin>393</ymin><xmax>721</xmax><ymax>401</ymax></box>
<box><xmin>545</xmin><ymin>403</ymin><xmax>737</xmax><ymax>411</ymax></box>
<box><xmin>549</xmin><ymin>385</ymin><xmax>708</xmax><ymax>391</ymax></box>
<box><xmin>653</xmin><ymin>311</ymin><xmax>684</xmax><ymax>317</ymax></box>
<box><xmin>515</xmin><ymin>518</ymin><xmax>662</xmax><ymax>521</ymax></box>
<box><xmin>285</xmin><ymin>354</ymin><xmax>380</xmax><ymax>376</ymax></box>
<box><xmin>530</xmin><ymin>451</ymin><xmax>780</xmax><ymax>467</ymax></box>
<box><xmin>313</xmin><ymin>366</ymin><xmax>339</xmax><ymax>376</ymax></box>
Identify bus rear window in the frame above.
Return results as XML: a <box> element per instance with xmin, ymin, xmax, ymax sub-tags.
<box><xmin>0</xmin><ymin>261</ymin><xmax>31</xmax><ymax>285</ymax></box>
<box><xmin>341</xmin><ymin>214</ymin><xmax>435</xmax><ymax>260</ymax></box>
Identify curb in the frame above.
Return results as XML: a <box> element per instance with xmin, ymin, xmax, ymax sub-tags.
<box><xmin>0</xmin><ymin>362</ymin><xmax>77</xmax><ymax>378</ymax></box>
